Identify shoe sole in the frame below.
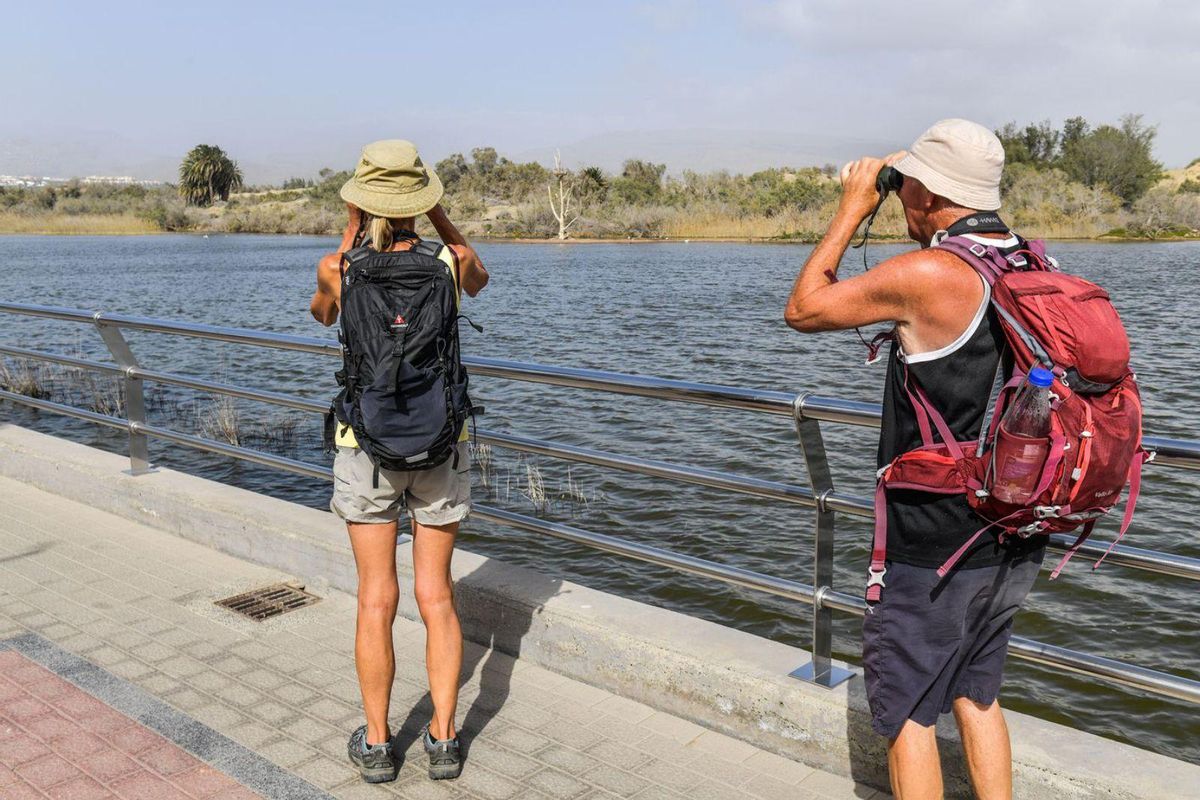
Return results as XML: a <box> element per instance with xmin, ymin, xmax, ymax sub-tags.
<box><xmin>361</xmin><ymin>766</ymin><xmax>398</xmax><ymax>784</ymax></box>
<box><xmin>349</xmin><ymin>748</ymin><xmax>397</xmax><ymax>783</ymax></box>
<box><xmin>428</xmin><ymin>763</ymin><xmax>462</xmax><ymax>781</ymax></box>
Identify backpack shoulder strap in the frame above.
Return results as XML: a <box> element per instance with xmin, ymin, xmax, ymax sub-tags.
<box><xmin>938</xmin><ymin>235</ymin><xmax>1060</xmax><ymax>369</ymax></box>
<box><xmin>412</xmin><ymin>239</ymin><xmax>443</xmax><ymax>258</ymax></box>
<box><xmin>935</xmin><ymin>235</ymin><xmax>1011</xmax><ymax>285</ymax></box>
<box><xmin>937</xmin><ymin>234</ymin><xmax>1055</xmax><ymax>283</ymax></box>
<box><xmin>339</xmin><ymin>244</ymin><xmax>375</xmax><ymax>280</ymax></box>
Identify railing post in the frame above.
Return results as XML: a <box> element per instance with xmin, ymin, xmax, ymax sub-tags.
<box><xmin>789</xmin><ymin>392</ymin><xmax>853</xmax><ymax>688</ymax></box>
<box><xmin>93</xmin><ymin>315</ymin><xmax>154</xmax><ymax>475</ymax></box>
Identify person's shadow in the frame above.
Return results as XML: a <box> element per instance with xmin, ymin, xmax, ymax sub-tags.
<box><xmin>391</xmin><ymin>555</ymin><xmax>563</xmax><ymax>765</ymax></box>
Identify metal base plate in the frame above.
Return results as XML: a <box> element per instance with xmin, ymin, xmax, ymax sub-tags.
<box><xmin>789</xmin><ymin>661</ymin><xmax>856</xmax><ymax>688</ymax></box>
<box><xmin>122</xmin><ymin>466</ymin><xmax>158</xmax><ymax>476</ymax></box>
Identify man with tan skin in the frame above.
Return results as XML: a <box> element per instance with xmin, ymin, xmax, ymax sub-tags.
<box><xmin>785</xmin><ymin>120</ymin><xmax>1046</xmax><ymax>799</ymax></box>
<box><xmin>310</xmin><ymin>140</ymin><xmax>488</xmax><ymax>783</ymax></box>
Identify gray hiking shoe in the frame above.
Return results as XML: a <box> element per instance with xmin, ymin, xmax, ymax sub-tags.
<box><xmin>422</xmin><ymin>725</ymin><xmax>462</xmax><ymax>780</ymax></box>
<box><xmin>347</xmin><ymin>724</ymin><xmax>397</xmax><ymax>783</ymax></box>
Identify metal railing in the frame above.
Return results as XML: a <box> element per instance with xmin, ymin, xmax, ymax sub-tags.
<box><xmin>2</xmin><ymin>300</ymin><xmax>1200</xmax><ymax>706</ymax></box>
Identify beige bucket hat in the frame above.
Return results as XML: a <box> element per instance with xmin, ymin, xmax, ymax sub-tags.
<box><xmin>894</xmin><ymin>119</ymin><xmax>1005</xmax><ymax>211</ymax></box>
<box><xmin>339</xmin><ymin>140</ymin><xmax>444</xmax><ymax>218</ymax></box>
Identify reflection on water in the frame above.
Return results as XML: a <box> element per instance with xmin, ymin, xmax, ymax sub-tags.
<box><xmin>1</xmin><ymin>234</ymin><xmax>1197</xmax><ymax>763</ymax></box>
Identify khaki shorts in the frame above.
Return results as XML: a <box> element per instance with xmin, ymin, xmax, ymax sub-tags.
<box><xmin>330</xmin><ymin>442</ymin><xmax>471</xmax><ymax>527</ymax></box>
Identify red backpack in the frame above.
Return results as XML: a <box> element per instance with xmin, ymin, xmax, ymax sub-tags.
<box><xmin>867</xmin><ymin>236</ymin><xmax>1149</xmax><ymax>602</ymax></box>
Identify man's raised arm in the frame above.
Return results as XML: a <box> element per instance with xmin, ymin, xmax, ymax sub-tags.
<box><xmin>784</xmin><ymin>153</ymin><xmax>914</xmax><ymax>333</ymax></box>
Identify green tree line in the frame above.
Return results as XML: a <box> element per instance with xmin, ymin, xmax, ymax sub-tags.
<box><xmin>996</xmin><ymin>114</ymin><xmax>1163</xmax><ymax>205</ymax></box>
<box><xmin>3</xmin><ymin>116</ymin><xmax>1198</xmax><ymax>239</ymax></box>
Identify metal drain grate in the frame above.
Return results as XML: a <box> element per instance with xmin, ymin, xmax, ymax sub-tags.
<box><xmin>215</xmin><ymin>582</ymin><xmax>320</xmax><ymax>621</ymax></box>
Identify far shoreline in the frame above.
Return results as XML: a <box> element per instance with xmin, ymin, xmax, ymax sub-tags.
<box><xmin>2</xmin><ymin>230</ymin><xmax>1198</xmax><ymax>244</ymax></box>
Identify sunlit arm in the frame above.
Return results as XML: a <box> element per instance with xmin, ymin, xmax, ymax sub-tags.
<box><xmin>783</xmin><ymin>207</ymin><xmax>914</xmax><ymax>333</ymax></box>
<box><xmin>309</xmin><ymin>206</ymin><xmax>363</xmax><ymax>327</ymax></box>
<box><xmin>309</xmin><ymin>253</ymin><xmax>341</xmax><ymax>327</ymax></box>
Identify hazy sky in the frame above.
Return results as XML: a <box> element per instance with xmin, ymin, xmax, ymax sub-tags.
<box><xmin>3</xmin><ymin>1</ymin><xmax>1197</xmax><ymax>182</ymax></box>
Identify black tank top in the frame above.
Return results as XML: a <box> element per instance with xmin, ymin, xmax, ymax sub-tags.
<box><xmin>876</xmin><ymin>233</ymin><xmax>1048</xmax><ymax>569</ymax></box>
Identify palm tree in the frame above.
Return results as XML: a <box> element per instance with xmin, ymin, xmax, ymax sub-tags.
<box><xmin>179</xmin><ymin>145</ymin><xmax>244</xmax><ymax>206</ymax></box>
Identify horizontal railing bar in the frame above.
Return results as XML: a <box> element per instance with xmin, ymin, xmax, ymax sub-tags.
<box><xmin>1144</xmin><ymin>436</ymin><xmax>1200</xmax><ymax>470</ymax></box>
<box><xmin>472</xmin><ymin>504</ymin><xmax>817</xmax><ymax>604</ymax></box>
<box><xmin>0</xmin><ymin>345</ymin><xmax>122</xmax><ymax>376</ymax></box>
<box><xmin>129</xmin><ymin>369</ymin><xmax>328</xmax><ymax>414</ymax></box>
<box><xmin>132</xmin><ymin>422</ymin><xmax>333</xmax><ymax>481</ymax></box>
<box><xmin>463</xmin><ymin>356</ymin><xmax>798</xmax><ymax>415</ymax></box>
<box><xmin>0</xmin><ymin>303</ymin><xmax>96</xmax><ymax>324</ymax></box>
<box><xmin>1043</xmin><ymin>536</ymin><xmax>1200</xmax><ymax>580</ymax></box>
<box><xmin>798</xmin><ymin>394</ymin><xmax>883</xmax><ymax>428</ymax></box>
<box><xmin>3</xmin><ymin>376</ymin><xmax>1197</xmax><ymax>581</ymax></box>
<box><xmin>0</xmin><ymin>389</ymin><xmax>331</xmax><ymax>481</ymax></box>
<box><xmin>817</xmin><ymin>587</ymin><xmax>1200</xmax><ymax>704</ymax></box>
<box><xmin>825</xmin><ymin>490</ymin><xmax>1200</xmax><ymax>581</ymax></box>
<box><xmin>3</xmin><ymin>385</ymin><xmax>1199</xmax><ymax>705</ymax></box>
<box><xmin>0</xmin><ymin>302</ymin><xmax>338</xmax><ymax>356</ymax></box>
<box><xmin>799</xmin><ymin>394</ymin><xmax>1197</xmax><ymax>471</ymax></box>
<box><xmin>0</xmin><ymin>389</ymin><xmax>129</xmax><ymax>431</ymax></box>
<box><xmin>477</xmin><ymin>429</ymin><xmax>818</xmax><ymax>508</ymax></box>
<box><xmin>0</xmin><ymin>343</ymin><xmax>329</xmax><ymax>414</ymax></box>
<box><xmin>1006</xmin><ymin>636</ymin><xmax>1200</xmax><ymax>704</ymax></box>
<box><xmin>99</xmin><ymin>314</ymin><xmax>337</xmax><ymax>356</ymax></box>
<box><xmin>2</xmin><ymin>302</ymin><xmax>1198</xmax><ymax>469</ymax></box>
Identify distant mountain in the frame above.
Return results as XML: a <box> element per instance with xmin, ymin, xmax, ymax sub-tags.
<box><xmin>0</xmin><ymin>126</ymin><xmax>899</xmax><ymax>186</ymax></box>
<box><xmin>0</xmin><ymin>134</ymin><xmax>178</xmax><ymax>183</ymax></box>
<box><xmin>0</xmin><ymin>133</ymin><xmax>326</xmax><ymax>186</ymax></box>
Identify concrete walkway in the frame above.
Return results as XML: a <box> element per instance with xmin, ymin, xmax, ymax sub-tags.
<box><xmin>0</xmin><ymin>475</ymin><xmax>886</xmax><ymax>800</ymax></box>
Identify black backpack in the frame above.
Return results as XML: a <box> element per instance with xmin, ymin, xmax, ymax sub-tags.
<box><xmin>327</xmin><ymin>237</ymin><xmax>476</xmax><ymax>474</ymax></box>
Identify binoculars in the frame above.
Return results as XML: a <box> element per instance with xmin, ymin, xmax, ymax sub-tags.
<box><xmin>876</xmin><ymin>165</ymin><xmax>904</xmax><ymax>196</ymax></box>
<box><xmin>851</xmin><ymin>165</ymin><xmax>903</xmax><ymax>258</ymax></box>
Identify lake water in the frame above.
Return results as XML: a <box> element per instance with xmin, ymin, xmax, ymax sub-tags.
<box><xmin>1</xmin><ymin>234</ymin><xmax>1197</xmax><ymax>763</ymax></box>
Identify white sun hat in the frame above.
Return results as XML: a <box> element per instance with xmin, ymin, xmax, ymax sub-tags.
<box><xmin>894</xmin><ymin>119</ymin><xmax>1005</xmax><ymax>211</ymax></box>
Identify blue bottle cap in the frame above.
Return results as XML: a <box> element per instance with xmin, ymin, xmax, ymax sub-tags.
<box><xmin>1028</xmin><ymin>367</ymin><xmax>1054</xmax><ymax>387</ymax></box>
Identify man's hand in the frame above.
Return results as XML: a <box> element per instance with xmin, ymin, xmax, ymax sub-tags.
<box><xmin>837</xmin><ymin>151</ymin><xmax>908</xmax><ymax>221</ymax></box>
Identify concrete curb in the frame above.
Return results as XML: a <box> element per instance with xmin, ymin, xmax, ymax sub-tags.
<box><xmin>1</xmin><ymin>424</ymin><xmax>1195</xmax><ymax>798</ymax></box>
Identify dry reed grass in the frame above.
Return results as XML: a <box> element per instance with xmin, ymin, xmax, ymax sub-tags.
<box><xmin>0</xmin><ymin>213</ymin><xmax>160</xmax><ymax>235</ymax></box>
<box><xmin>0</xmin><ymin>359</ymin><xmax>51</xmax><ymax>398</ymax></box>
<box><xmin>197</xmin><ymin>395</ymin><xmax>242</xmax><ymax>446</ymax></box>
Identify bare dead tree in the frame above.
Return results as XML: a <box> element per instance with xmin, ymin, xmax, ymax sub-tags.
<box><xmin>547</xmin><ymin>150</ymin><xmax>580</xmax><ymax>240</ymax></box>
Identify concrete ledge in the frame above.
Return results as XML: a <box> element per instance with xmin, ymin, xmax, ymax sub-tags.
<box><xmin>1</xmin><ymin>424</ymin><xmax>1195</xmax><ymax>799</ymax></box>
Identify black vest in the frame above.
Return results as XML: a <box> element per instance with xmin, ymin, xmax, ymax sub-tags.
<box><xmin>876</xmin><ymin>226</ymin><xmax>1047</xmax><ymax>569</ymax></box>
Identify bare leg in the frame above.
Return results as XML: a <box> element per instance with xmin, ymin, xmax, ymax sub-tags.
<box><xmin>888</xmin><ymin>719</ymin><xmax>943</xmax><ymax>799</ymax></box>
<box><xmin>347</xmin><ymin>520</ymin><xmax>400</xmax><ymax>746</ymax></box>
<box><xmin>412</xmin><ymin>519</ymin><xmax>462</xmax><ymax>741</ymax></box>
<box><xmin>953</xmin><ymin>698</ymin><xmax>1011</xmax><ymax>800</ymax></box>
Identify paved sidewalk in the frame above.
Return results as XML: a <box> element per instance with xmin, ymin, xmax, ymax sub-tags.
<box><xmin>0</xmin><ymin>475</ymin><xmax>888</xmax><ymax>800</ymax></box>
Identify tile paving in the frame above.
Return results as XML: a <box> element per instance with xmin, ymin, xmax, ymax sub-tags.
<box><xmin>0</xmin><ymin>651</ymin><xmax>258</xmax><ymax>799</ymax></box>
<box><xmin>0</xmin><ymin>475</ymin><xmax>889</xmax><ymax>799</ymax></box>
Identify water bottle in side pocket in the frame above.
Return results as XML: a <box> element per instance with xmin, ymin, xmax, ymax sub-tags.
<box><xmin>991</xmin><ymin>367</ymin><xmax>1054</xmax><ymax>506</ymax></box>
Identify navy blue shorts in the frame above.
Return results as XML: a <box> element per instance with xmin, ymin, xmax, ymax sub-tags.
<box><xmin>861</xmin><ymin>549</ymin><xmax>1043</xmax><ymax>738</ymax></box>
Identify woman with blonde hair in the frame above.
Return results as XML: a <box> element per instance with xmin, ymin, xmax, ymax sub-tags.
<box><xmin>310</xmin><ymin>140</ymin><xmax>488</xmax><ymax>783</ymax></box>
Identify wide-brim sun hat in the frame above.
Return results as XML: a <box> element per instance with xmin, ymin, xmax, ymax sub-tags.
<box><xmin>894</xmin><ymin>119</ymin><xmax>1005</xmax><ymax>211</ymax></box>
<box><xmin>339</xmin><ymin>139</ymin><xmax>444</xmax><ymax>218</ymax></box>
